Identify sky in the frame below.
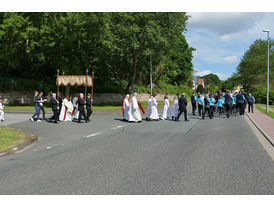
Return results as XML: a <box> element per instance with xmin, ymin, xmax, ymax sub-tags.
<box><xmin>185</xmin><ymin>12</ymin><xmax>274</xmax><ymax>80</ymax></box>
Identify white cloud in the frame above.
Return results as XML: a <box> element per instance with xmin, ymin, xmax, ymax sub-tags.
<box><xmin>223</xmin><ymin>56</ymin><xmax>239</xmax><ymax>64</ymax></box>
<box><xmin>194</xmin><ymin>68</ymin><xmax>230</xmax><ymax>80</ymax></box>
<box><xmin>188</xmin><ymin>12</ymin><xmax>263</xmax><ymax>35</ymax></box>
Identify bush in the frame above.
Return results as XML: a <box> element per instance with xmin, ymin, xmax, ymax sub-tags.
<box><xmin>253</xmin><ymin>86</ymin><xmax>274</xmax><ymax>105</ymax></box>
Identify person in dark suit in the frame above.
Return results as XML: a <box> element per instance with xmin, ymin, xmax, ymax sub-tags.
<box><xmin>224</xmin><ymin>90</ymin><xmax>233</xmax><ymax>118</ymax></box>
<box><xmin>176</xmin><ymin>93</ymin><xmax>189</xmax><ymax>121</ymax></box>
<box><xmin>50</xmin><ymin>93</ymin><xmax>59</xmax><ymax>123</ymax></box>
<box><xmin>86</xmin><ymin>93</ymin><xmax>93</xmax><ymax>121</ymax></box>
<box><xmin>191</xmin><ymin>92</ymin><xmax>197</xmax><ymax>116</ymax></box>
<box><xmin>78</xmin><ymin>93</ymin><xmax>87</xmax><ymax>123</ymax></box>
<box><xmin>57</xmin><ymin>92</ymin><xmax>62</xmax><ymax>120</ymax></box>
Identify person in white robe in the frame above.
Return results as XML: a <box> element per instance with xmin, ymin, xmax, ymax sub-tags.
<box><xmin>161</xmin><ymin>95</ymin><xmax>171</xmax><ymax>120</ymax></box>
<box><xmin>145</xmin><ymin>95</ymin><xmax>153</xmax><ymax>121</ymax></box>
<box><xmin>72</xmin><ymin>95</ymin><xmax>79</xmax><ymax>119</ymax></box>
<box><xmin>0</xmin><ymin>99</ymin><xmax>5</xmax><ymax>122</ymax></box>
<box><xmin>171</xmin><ymin>96</ymin><xmax>179</xmax><ymax>120</ymax></box>
<box><xmin>128</xmin><ymin>93</ymin><xmax>142</xmax><ymax>122</ymax></box>
<box><xmin>149</xmin><ymin>95</ymin><xmax>159</xmax><ymax>120</ymax></box>
<box><xmin>122</xmin><ymin>94</ymin><xmax>130</xmax><ymax>121</ymax></box>
<box><xmin>59</xmin><ymin>96</ymin><xmax>74</xmax><ymax>121</ymax></box>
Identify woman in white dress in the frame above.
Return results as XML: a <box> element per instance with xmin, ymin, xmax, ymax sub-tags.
<box><xmin>161</xmin><ymin>95</ymin><xmax>170</xmax><ymax>120</ymax></box>
<box><xmin>145</xmin><ymin>95</ymin><xmax>153</xmax><ymax>121</ymax></box>
<box><xmin>72</xmin><ymin>95</ymin><xmax>79</xmax><ymax>119</ymax></box>
<box><xmin>59</xmin><ymin>96</ymin><xmax>73</xmax><ymax>121</ymax></box>
<box><xmin>0</xmin><ymin>98</ymin><xmax>5</xmax><ymax>122</ymax></box>
<box><xmin>122</xmin><ymin>94</ymin><xmax>130</xmax><ymax>121</ymax></box>
<box><xmin>171</xmin><ymin>96</ymin><xmax>179</xmax><ymax>121</ymax></box>
<box><xmin>149</xmin><ymin>95</ymin><xmax>159</xmax><ymax>121</ymax></box>
<box><xmin>129</xmin><ymin>93</ymin><xmax>142</xmax><ymax>122</ymax></box>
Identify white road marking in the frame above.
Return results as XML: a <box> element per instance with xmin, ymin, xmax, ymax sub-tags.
<box><xmin>112</xmin><ymin>125</ymin><xmax>124</xmax><ymax>129</ymax></box>
<box><xmin>86</xmin><ymin>132</ymin><xmax>102</xmax><ymax>138</ymax></box>
<box><xmin>46</xmin><ymin>147</ymin><xmax>52</xmax><ymax>150</ymax></box>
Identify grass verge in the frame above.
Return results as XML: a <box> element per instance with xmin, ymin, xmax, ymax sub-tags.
<box><xmin>256</xmin><ymin>104</ymin><xmax>274</xmax><ymax>118</ymax></box>
<box><xmin>0</xmin><ymin>127</ymin><xmax>28</xmax><ymax>152</ymax></box>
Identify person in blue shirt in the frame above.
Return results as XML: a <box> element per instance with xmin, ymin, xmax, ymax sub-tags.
<box><xmin>197</xmin><ymin>94</ymin><xmax>204</xmax><ymax>116</ymax></box>
<box><xmin>209</xmin><ymin>96</ymin><xmax>215</xmax><ymax>118</ymax></box>
<box><xmin>232</xmin><ymin>93</ymin><xmax>237</xmax><ymax>116</ymax></box>
<box><xmin>248</xmin><ymin>93</ymin><xmax>255</xmax><ymax>113</ymax></box>
<box><xmin>224</xmin><ymin>90</ymin><xmax>233</xmax><ymax>118</ymax></box>
<box><xmin>236</xmin><ymin>91</ymin><xmax>246</xmax><ymax>115</ymax></box>
<box><xmin>202</xmin><ymin>94</ymin><xmax>212</xmax><ymax>119</ymax></box>
<box><xmin>191</xmin><ymin>92</ymin><xmax>197</xmax><ymax>116</ymax></box>
<box><xmin>217</xmin><ymin>96</ymin><xmax>224</xmax><ymax>116</ymax></box>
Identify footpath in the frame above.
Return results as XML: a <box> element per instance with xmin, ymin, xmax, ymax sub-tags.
<box><xmin>247</xmin><ymin>105</ymin><xmax>274</xmax><ymax>146</ymax></box>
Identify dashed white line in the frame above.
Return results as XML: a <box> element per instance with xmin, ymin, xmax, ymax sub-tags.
<box><xmin>112</xmin><ymin>125</ymin><xmax>124</xmax><ymax>130</ymax></box>
<box><xmin>46</xmin><ymin>147</ymin><xmax>52</xmax><ymax>150</ymax></box>
<box><xmin>86</xmin><ymin>132</ymin><xmax>102</xmax><ymax>138</ymax></box>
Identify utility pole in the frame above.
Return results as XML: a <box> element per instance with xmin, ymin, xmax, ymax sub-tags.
<box><xmin>150</xmin><ymin>55</ymin><xmax>152</xmax><ymax>95</ymax></box>
<box><xmin>263</xmin><ymin>29</ymin><xmax>270</xmax><ymax>113</ymax></box>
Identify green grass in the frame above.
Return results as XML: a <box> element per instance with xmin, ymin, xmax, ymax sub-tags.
<box><xmin>256</xmin><ymin>104</ymin><xmax>274</xmax><ymax>118</ymax></box>
<box><xmin>0</xmin><ymin>127</ymin><xmax>28</xmax><ymax>152</ymax></box>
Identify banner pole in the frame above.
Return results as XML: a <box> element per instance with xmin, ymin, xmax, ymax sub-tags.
<box><xmin>91</xmin><ymin>72</ymin><xmax>94</xmax><ymax>105</ymax></box>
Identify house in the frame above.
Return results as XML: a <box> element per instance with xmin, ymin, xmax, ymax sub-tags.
<box><xmin>193</xmin><ymin>76</ymin><xmax>205</xmax><ymax>90</ymax></box>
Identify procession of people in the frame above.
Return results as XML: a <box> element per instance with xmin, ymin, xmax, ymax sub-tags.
<box><xmin>0</xmin><ymin>88</ymin><xmax>256</xmax><ymax>125</ymax></box>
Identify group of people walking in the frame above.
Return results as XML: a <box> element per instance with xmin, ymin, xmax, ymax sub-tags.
<box><xmin>190</xmin><ymin>89</ymin><xmax>255</xmax><ymax>119</ymax></box>
<box><xmin>30</xmin><ymin>90</ymin><xmax>93</xmax><ymax>124</ymax></box>
<box><xmin>122</xmin><ymin>92</ymin><xmax>189</xmax><ymax>122</ymax></box>
<box><xmin>122</xmin><ymin>89</ymin><xmax>256</xmax><ymax>123</ymax></box>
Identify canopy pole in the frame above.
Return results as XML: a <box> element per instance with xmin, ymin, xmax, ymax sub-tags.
<box><xmin>91</xmin><ymin>72</ymin><xmax>94</xmax><ymax>105</ymax></box>
<box><xmin>85</xmin><ymin>69</ymin><xmax>88</xmax><ymax>99</ymax></box>
<box><xmin>57</xmin><ymin>69</ymin><xmax>60</xmax><ymax>111</ymax></box>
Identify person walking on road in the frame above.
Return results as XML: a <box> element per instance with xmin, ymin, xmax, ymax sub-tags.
<box><xmin>171</xmin><ymin>96</ymin><xmax>179</xmax><ymax>120</ymax></box>
<box><xmin>30</xmin><ymin>90</ymin><xmax>42</xmax><ymax>122</ymax></box>
<box><xmin>145</xmin><ymin>95</ymin><xmax>153</xmax><ymax>121</ymax></box>
<box><xmin>217</xmin><ymin>96</ymin><xmax>224</xmax><ymax>117</ymax></box>
<box><xmin>38</xmin><ymin>92</ymin><xmax>47</xmax><ymax>120</ymax></box>
<box><xmin>149</xmin><ymin>95</ymin><xmax>159</xmax><ymax>121</ymax></box>
<box><xmin>203</xmin><ymin>94</ymin><xmax>212</xmax><ymax>119</ymax></box>
<box><xmin>236</xmin><ymin>91</ymin><xmax>246</xmax><ymax>115</ymax></box>
<box><xmin>161</xmin><ymin>95</ymin><xmax>171</xmax><ymax>120</ymax></box>
<box><xmin>49</xmin><ymin>93</ymin><xmax>59</xmax><ymax>124</ymax></box>
<box><xmin>0</xmin><ymin>98</ymin><xmax>5</xmax><ymax>122</ymax></box>
<box><xmin>191</xmin><ymin>92</ymin><xmax>197</xmax><ymax>116</ymax></box>
<box><xmin>86</xmin><ymin>93</ymin><xmax>92</xmax><ymax>122</ymax></box>
<box><xmin>122</xmin><ymin>94</ymin><xmax>131</xmax><ymax>121</ymax></box>
<box><xmin>176</xmin><ymin>93</ymin><xmax>189</xmax><ymax>121</ymax></box>
<box><xmin>248</xmin><ymin>93</ymin><xmax>255</xmax><ymax>113</ymax></box>
<box><xmin>78</xmin><ymin>93</ymin><xmax>88</xmax><ymax>123</ymax></box>
<box><xmin>197</xmin><ymin>94</ymin><xmax>204</xmax><ymax>116</ymax></box>
<box><xmin>224</xmin><ymin>90</ymin><xmax>233</xmax><ymax>118</ymax></box>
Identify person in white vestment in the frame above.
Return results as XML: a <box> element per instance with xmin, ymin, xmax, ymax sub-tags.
<box><xmin>145</xmin><ymin>95</ymin><xmax>153</xmax><ymax>121</ymax></box>
<box><xmin>161</xmin><ymin>95</ymin><xmax>171</xmax><ymax>120</ymax></box>
<box><xmin>0</xmin><ymin>98</ymin><xmax>5</xmax><ymax>122</ymax></box>
<box><xmin>149</xmin><ymin>95</ymin><xmax>159</xmax><ymax>121</ymax></box>
<box><xmin>171</xmin><ymin>96</ymin><xmax>179</xmax><ymax>121</ymax></box>
<box><xmin>59</xmin><ymin>96</ymin><xmax>73</xmax><ymax>121</ymax></box>
<box><xmin>128</xmin><ymin>93</ymin><xmax>142</xmax><ymax>122</ymax></box>
<box><xmin>122</xmin><ymin>94</ymin><xmax>130</xmax><ymax>121</ymax></box>
<box><xmin>72</xmin><ymin>95</ymin><xmax>79</xmax><ymax>119</ymax></box>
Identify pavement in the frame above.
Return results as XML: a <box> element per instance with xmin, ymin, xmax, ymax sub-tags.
<box><xmin>0</xmin><ymin>108</ymin><xmax>273</xmax><ymax>194</ymax></box>
<box><xmin>247</xmin><ymin>106</ymin><xmax>274</xmax><ymax>143</ymax></box>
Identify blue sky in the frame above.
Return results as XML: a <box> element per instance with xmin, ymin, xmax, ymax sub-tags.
<box><xmin>185</xmin><ymin>12</ymin><xmax>274</xmax><ymax>80</ymax></box>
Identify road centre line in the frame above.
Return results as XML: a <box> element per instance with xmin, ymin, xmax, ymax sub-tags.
<box><xmin>86</xmin><ymin>132</ymin><xmax>102</xmax><ymax>138</ymax></box>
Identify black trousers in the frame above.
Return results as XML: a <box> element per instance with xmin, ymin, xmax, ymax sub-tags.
<box><xmin>210</xmin><ymin>106</ymin><xmax>214</xmax><ymax>117</ymax></box>
<box><xmin>177</xmin><ymin>109</ymin><xmax>187</xmax><ymax>121</ymax></box>
<box><xmin>226</xmin><ymin>103</ymin><xmax>232</xmax><ymax>117</ymax></box>
<box><xmin>248</xmin><ymin>103</ymin><xmax>254</xmax><ymax>113</ymax></box>
<box><xmin>218</xmin><ymin>106</ymin><xmax>222</xmax><ymax>115</ymax></box>
<box><xmin>198</xmin><ymin>104</ymin><xmax>203</xmax><ymax>116</ymax></box>
<box><xmin>191</xmin><ymin>102</ymin><xmax>196</xmax><ymax>114</ymax></box>
<box><xmin>40</xmin><ymin>106</ymin><xmax>46</xmax><ymax>120</ymax></box>
<box><xmin>238</xmin><ymin>102</ymin><xmax>245</xmax><ymax>115</ymax></box>
<box><xmin>232</xmin><ymin>104</ymin><xmax>237</xmax><ymax>114</ymax></box>
<box><xmin>51</xmin><ymin>109</ymin><xmax>58</xmax><ymax>123</ymax></box>
<box><xmin>86</xmin><ymin>107</ymin><xmax>92</xmax><ymax>120</ymax></box>
<box><xmin>78</xmin><ymin>110</ymin><xmax>87</xmax><ymax>123</ymax></box>
<box><xmin>203</xmin><ymin>106</ymin><xmax>212</xmax><ymax>119</ymax></box>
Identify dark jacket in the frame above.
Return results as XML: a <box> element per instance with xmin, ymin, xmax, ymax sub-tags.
<box><xmin>191</xmin><ymin>95</ymin><xmax>196</xmax><ymax>104</ymax></box>
<box><xmin>33</xmin><ymin>95</ymin><xmax>39</xmax><ymax>107</ymax></box>
<box><xmin>86</xmin><ymin>97</ymin><xmax>92</xmax><ymax>109</ymax></box>
<box><xmin>78</xmin><ymin>98</ymin><xmax>85</xmax><ymax>111</ymax></box>
<box><xmin>224</xmin><ymin>93</ymin><xmax>233</xmax><ymax>104</ymax></box>
<box><xmin>179</xmin><ymin>96</ymin><xmax>188</xmax><ymax>111</ymax></box>
<box><xmin>51</xmin><ymin>97</ymin><xmax>58</xmax><ymax>111</ymax></box>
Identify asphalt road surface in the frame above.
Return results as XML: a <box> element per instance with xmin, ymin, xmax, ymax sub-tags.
<box><xmin>0</xmin><ymin>110</ymin><xmax>273</xmax><ymax>195</ymax></box>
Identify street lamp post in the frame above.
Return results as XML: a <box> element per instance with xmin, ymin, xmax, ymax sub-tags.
<box><xmin>263</xmin><ymin>29</ymin><xmax>270</xmax><ymax>113</ymax></box>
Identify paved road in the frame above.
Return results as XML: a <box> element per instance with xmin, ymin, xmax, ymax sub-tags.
<box><xmin>0</xmin><ymin>110</ymin><xmax>273</xmax><ymax>194</ymax></box>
